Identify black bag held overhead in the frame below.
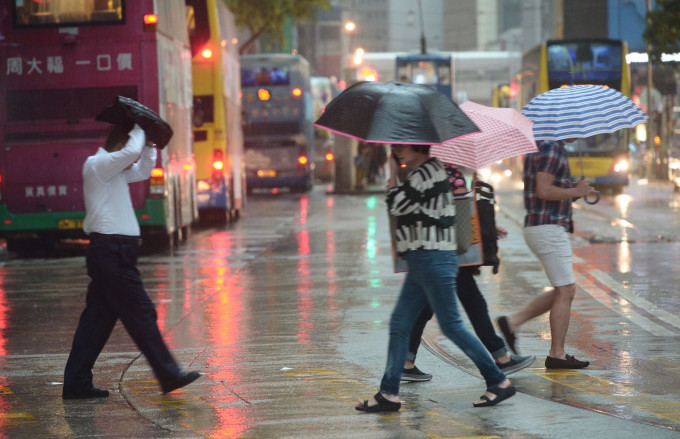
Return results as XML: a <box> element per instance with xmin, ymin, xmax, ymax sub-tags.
<box><xmin>475</xmin><ymin>180</ymin><xmax>500</xmax><ymax>274</ymax></box>
<box><xmin>95</xmin><ymin>96</ymin><xmax>173</xmax><ymax>149</ymax></box>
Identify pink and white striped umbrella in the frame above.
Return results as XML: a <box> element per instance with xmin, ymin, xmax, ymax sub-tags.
<box><xmin>430</xmin><ymin>101</ymin><xmax>537</xmax><ymax>170</ymax></box>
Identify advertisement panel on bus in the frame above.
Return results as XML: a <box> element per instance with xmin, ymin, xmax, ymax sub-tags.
<box><xmin>240</xmin><ymin>54</ymin><xmax>314</xmax><ymax>193</ymax></box>
<box><xmin>0</xmin><ymin>0</ymin><xmax>197</xmax><ymax>251</ymax></box>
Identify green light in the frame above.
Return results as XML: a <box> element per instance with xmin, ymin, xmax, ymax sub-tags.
<box><xmin>366</xmin><ymin>196</ymin><xmax>377</xmax><ymax>209</ymax></box>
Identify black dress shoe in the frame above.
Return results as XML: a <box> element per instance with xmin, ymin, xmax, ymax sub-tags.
<box><xmin>161</xmin><ymin>371</ymin><xmax>203</xmax><ymax>394</ymax></box>
<box><xmin>62</xmin><ymin>386</ymin><xmax>110</xmax><ymax>400</ymax></box>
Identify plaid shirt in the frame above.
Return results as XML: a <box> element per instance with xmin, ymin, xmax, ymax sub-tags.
<box><xmin>523</xmin><ymin>140</ymin><xmax>574</xmax><ymax>233</ymax></box>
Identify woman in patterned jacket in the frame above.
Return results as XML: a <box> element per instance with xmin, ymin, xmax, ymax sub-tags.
<box><xmin>355</xmin><ymin>144</ymin><xmax>515</xmax><ymax>412</ymax></box>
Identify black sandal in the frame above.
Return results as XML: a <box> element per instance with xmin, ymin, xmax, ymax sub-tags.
<box><xmin>472</xmin><ymin>384</ymin><xmax>516</xmax><ymax>407</ymax></box>
<box><xmin>355</xmin><ymin>392</ymin><xmax>402</xmax><ymax>412</ymax></box>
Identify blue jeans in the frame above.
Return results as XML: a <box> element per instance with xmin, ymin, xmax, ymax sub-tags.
<box><xmin>379</xmin><ymin>250</ymin><xmax>506</xmax><ymax>396</ymax></box>
<box><xmin>408</xmin><ymin>266</ymin><xmax>508</xmax><ymax>361</ymax></box>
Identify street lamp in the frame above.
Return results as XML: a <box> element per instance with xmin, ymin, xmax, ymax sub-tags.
<box><xmin>344</xmin><ymin>20</ymin><xmax>356</xmax><ymax>33</ymax></box>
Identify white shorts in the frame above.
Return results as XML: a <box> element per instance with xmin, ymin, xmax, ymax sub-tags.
<box><xmin>523</xmin><ymin>224</ymin><xmax>574</xmax><ymax>287</ymax></box>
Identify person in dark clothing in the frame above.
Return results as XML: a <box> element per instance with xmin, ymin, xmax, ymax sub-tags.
<box><xmin>63</xmin><ymin>124</ymin><xmax>202</xmax><ymax>399</ymax></box>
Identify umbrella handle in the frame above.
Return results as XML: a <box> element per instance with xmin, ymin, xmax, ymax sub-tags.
<box><xmin>584</xmin><ymin>190</ymin><xmax>600</xmax><ymax>205</ymax></box>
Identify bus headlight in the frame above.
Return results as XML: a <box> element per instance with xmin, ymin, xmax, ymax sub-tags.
<box><xmin>613</xmin><ymin>159</ymin><xmax>629</xmax><ymax>173</ymax></box>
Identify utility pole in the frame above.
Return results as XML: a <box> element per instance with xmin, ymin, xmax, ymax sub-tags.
<box><xmin>418</xmin><ymin>0</ymin><xmax>427</xmax><ymax>54</ymax></box>
<box><xmin>646</xmin><ymin>0</ymin><xmax>655</xmax><ymax>179</ymax></box>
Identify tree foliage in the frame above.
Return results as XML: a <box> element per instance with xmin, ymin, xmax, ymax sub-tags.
<box><xmin>643</xmin><ymin>0</ymin><xmax>680</xmax><ymax>66</ymax></box>
<box><xmin>223</xmin><ymin>0</ymin><xmax>332</xmax><ymax>55</ymax></box>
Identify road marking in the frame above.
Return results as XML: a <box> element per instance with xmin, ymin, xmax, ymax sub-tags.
<box><xmin>533</xmin><ymin>369</ymin><xmax>680</xmax><ymax>425</ymax></box>
<box><xmin>576</xmin><ymin>271</ymin><xmax>677</xmax><ymax>336</ymax></box>
<box><xmin>589</xmin><ymin>269</ymin><xmax>680</xmax><ymax>332</ymax></box>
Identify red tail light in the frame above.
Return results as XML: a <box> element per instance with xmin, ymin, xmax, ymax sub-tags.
<box><xmin>212</xmin><ymin>149</ymin><xmax>224</xmax><ymax>180</ymax></box>
<box><xmin>143</xmin><ymin>14</ymin><xmax>158</xmax><ymax>32</ymax></box>
<box><xmin>149</xmin><ymin>168</ymin><xmax>165</xmax><ymax>195</ymax></box>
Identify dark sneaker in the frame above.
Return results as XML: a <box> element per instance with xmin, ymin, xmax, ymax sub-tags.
<box><xmin>545</xmin><ymin>354</ymin><xmax>590</xmax><ymax>369</ymax></box>
<box><xmin>401</xmin><ymin>366</ymin><xmax>433</xmax><ymax>382</ymax></box>
<box><xmin>62</xmin><ymin>386</ymin><xmax>110</xmax><ymax>400</ymax></box>
<box><xmin>498</xmin><ymin>354</ymin><xmax>536</xmax><ymax>374</ymax></box>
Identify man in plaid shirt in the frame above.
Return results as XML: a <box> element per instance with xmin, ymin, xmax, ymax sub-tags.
<box><xmin>496</xmin><ymin>139</ymin><xmax>596</xmax><ymax>369</ymax></box>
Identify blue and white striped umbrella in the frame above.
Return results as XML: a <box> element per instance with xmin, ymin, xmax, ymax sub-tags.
<box><xmin>521</xmin><ymin>85</ymin><xmax>648</xmax><ymax>141</ymax></box>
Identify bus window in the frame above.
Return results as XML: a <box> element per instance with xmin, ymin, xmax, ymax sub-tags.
<box><xmin>242</xmin><ymin>67</ymin><xmax>291</xmax><ymax>86</ymax></box>
<box><xmin>397</xmin><ymin>65</ymin><xmax>409</xmax><ymax>82</ymax></box>
<box><xmin>186</xmin><ymin>0</ymin><xmax>209</xmax><ymax>57</ymax></box>
<box><xmin>13</xmin><ymin>0</ymin><xmax>125</xmax><ymax>27</ymax></box>
<box><xmin>193</xmin><ymin>95</ymin><xmax>214</xmax><ymax>127</ymax></box>
<box><xmin>412</xmin><ymin>61</ymin><xmax>436</xmax><ymax>85</ymax></box>
<box><xmin>438</xmin><ymin>65</ymin><xmax>451</xmax><ymax>85</ymax></box>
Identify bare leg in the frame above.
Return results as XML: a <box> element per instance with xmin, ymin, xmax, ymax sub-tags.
<box><xmin>548</xmin><ymin>284</ymin><xmax>576</xmax><ymax>359</ymax></box>
<box><xmin>507</xmin><ymin>289</ymin><xmax>557</xmax><ymax>331</ymax></box>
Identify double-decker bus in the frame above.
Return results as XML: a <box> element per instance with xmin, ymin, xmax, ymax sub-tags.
<box><xmin>395</xmin><ymin>52</ymin><xmax>454</xmax><ymax>100</ymax></box>
<box><xmin>240</xmin><ymin>54</ymin><xmax>314</xmax><ymax>193</ymax></box>
<box><xmin>521</xmin><ymin>39</ymin><xmax>633</xmax><ymax>193</ymax></box>
<box><xmin>186</xmin><ymin>0</ymin><xmax>244</xmax><ymax>224</ymax></box>
<box><xmin>0</xmin><ymin>0</ymin><xmax>197</xmax><ymax>252</ymax></box>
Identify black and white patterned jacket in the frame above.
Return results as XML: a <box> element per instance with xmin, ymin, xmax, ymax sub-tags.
<box><xmin>386</xmin><ymin>158</ymin><xmax>456</xmax><ymax>255</ymax></box>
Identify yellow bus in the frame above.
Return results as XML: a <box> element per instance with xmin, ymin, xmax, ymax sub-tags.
<box><xmin>186</xmin><ymin>0</ymin><xmax>245</xmax><ymax>223</ymax></box>
<box><xmin>491</xmin><ymin>84</ymin><xmax>511</xmax><ymax>109</ymax></box>
<box><xmin>521</xmin><ymin>39</ymin><xmax>632</xmax><ymax>194</ymax></box>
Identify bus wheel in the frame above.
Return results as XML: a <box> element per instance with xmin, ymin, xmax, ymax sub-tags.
<box><xmin>181</xmin><ymin>224</ymin><xmax>191</xmax><ymax>242</ymax></box>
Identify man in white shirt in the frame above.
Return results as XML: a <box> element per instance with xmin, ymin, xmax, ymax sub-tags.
<box><xmin>63</xmin><ymin>124</ymin><xmax>202</xmax><ymax>399</ymax></box>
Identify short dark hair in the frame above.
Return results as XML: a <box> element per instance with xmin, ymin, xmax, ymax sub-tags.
<box><xmin>412</xmin><ymin>144</ymin><xmax>430</xmax><ymax>155</ymax></box>
<box><xmin>105</xmin><ymin>124</ymin><xmax>130</xmax><ymax>152</ymax></box>
<box><xmin>391</xmin><ymin>143</ymin><xmax>430</xmax><ymax>155</ymax></box>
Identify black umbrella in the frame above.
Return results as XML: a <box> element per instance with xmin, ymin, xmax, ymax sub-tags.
<box><xmin>95</xmin><ymin>96</ymin><xmax>173</xmax><ymax>149</ymax></box>
<box><xmin>314</xmin><ymin>81</ymin><xmax>479</xmax><ymax>144</ymax></box>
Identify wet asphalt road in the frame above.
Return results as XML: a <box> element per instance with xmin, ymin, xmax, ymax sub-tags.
<box><xmin>0</xmin><ymin>178</ymin><xmax>679</xmax><ymax>438</ymax></box>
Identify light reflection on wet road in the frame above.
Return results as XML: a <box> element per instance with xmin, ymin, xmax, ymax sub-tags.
<box><xmin>0</xmin><ymin>180</ymin><xmax>678</xmax><ymax>437</ymax></box>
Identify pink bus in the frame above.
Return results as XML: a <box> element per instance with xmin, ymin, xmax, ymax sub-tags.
<box><xmin>0</xmin><ymin>0</ymin><xmax>197</xmax><ymax>252</ymax></box>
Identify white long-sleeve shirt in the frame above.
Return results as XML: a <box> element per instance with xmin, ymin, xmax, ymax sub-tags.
<box><xmin>82</xmin><ymin>125</ymin><xmax>157</xmax><ymax>236</ymax></box>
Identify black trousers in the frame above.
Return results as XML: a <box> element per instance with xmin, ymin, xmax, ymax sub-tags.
<box><xmin>408</xmin><ymin>265</ymin><xmax>507</xmax><ymax>361</ymax></box>
<box><xmin>63</xmin><ymin>238</ymin><xmax>180</xmax><ymax>389</ymax></box>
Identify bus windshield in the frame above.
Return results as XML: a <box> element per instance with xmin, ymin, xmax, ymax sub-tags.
<box><xmin>12</xmin><ymin>0</ymin><xmax>125</xmax><ymax>27</ymax></box>
<box><xmin>564</xmin><ymin>132</ymin><xmax>626</xmax><ymax>154</ymax></box>
<box><xmin>241</xmin><ymin>67</ymin><xmax>290</xmax><ymax>86</ymax></box>
<box><xmin>547</xmin><ymin>41</ymin><xmax>622</xmax><ymax>86</ymax></box>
